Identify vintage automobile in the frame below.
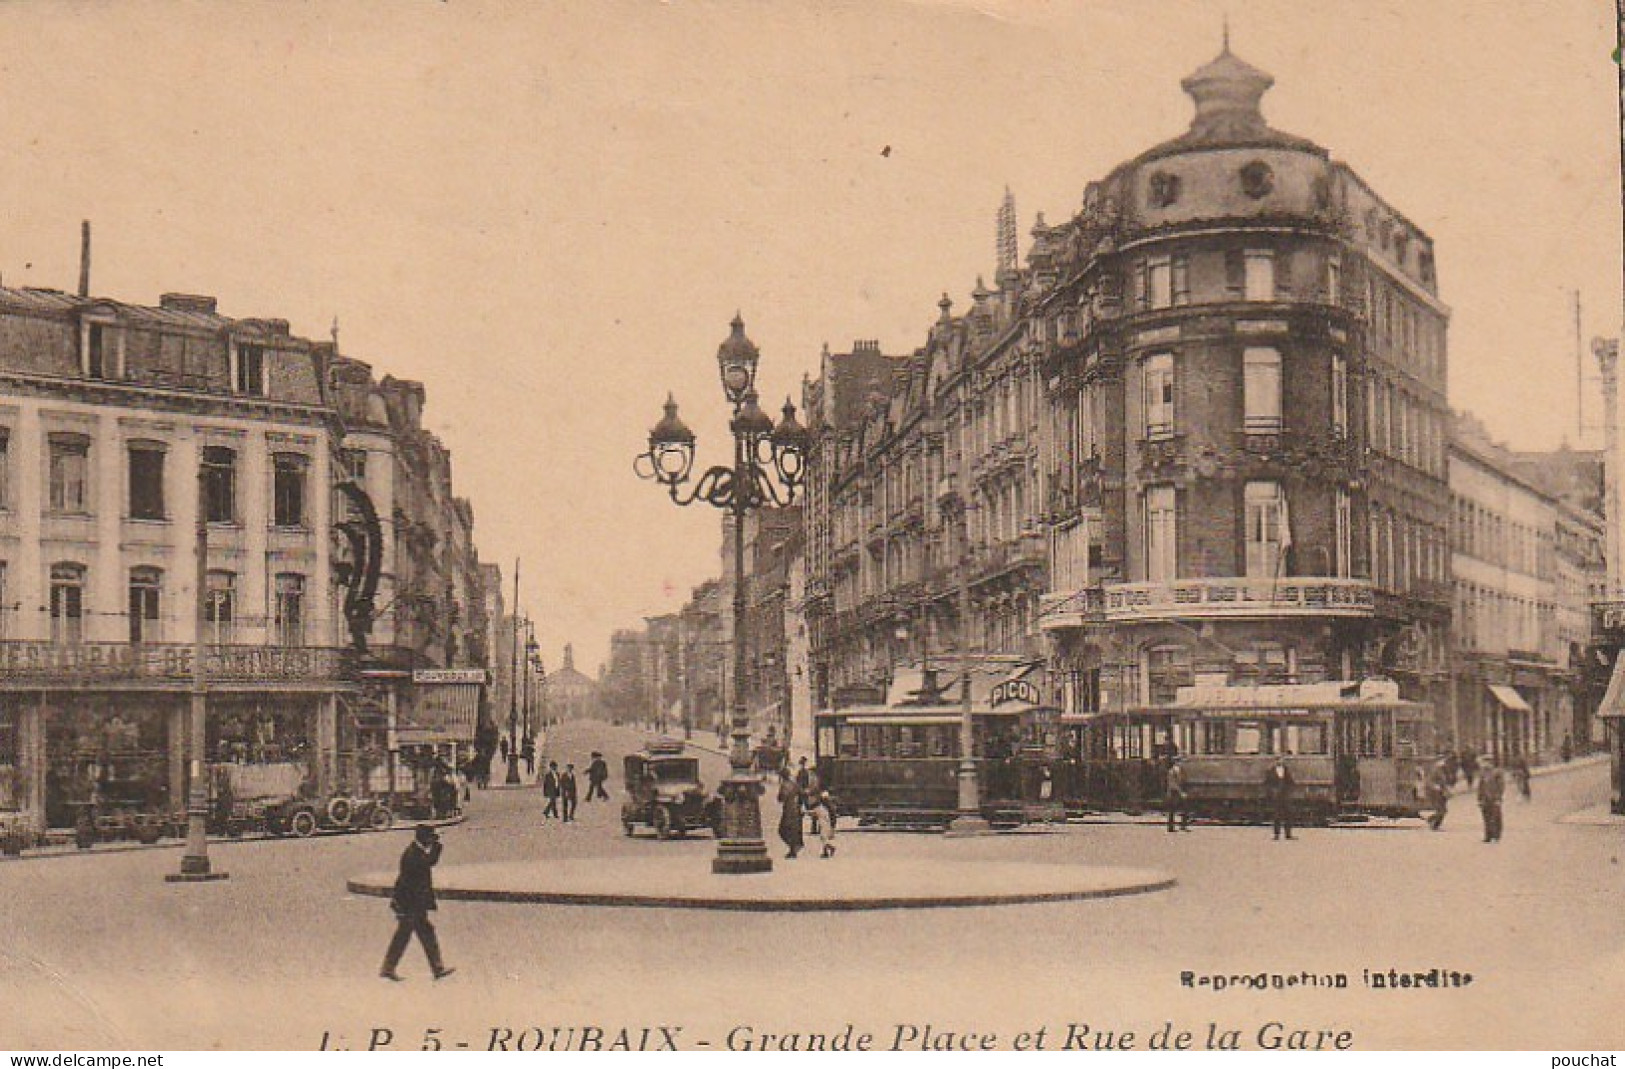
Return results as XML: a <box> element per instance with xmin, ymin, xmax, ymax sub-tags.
<box><xmin>621</xmin><ymin>740</ymin><xmax>722</xmax><ymax>839</ymax></box>
<box><xmin>262</xmin><ymin>792</ymin><xmax>394</xmax><ymax>837</ymax></box>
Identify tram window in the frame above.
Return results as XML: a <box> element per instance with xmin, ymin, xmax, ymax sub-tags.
<box><xmin>1395</xmin><ymin>722</ymin><xmax>1416</xmax><ymax>757</ymax></box>
<box><xmin>1281</xmin><ymin>724</ymin><xmax>1329</xmax><ymax>755</ymax></box>
<box><xmin>818</xmin><ymin>726</ymin><xmax>837</xmax><ymax>757</ymax></box>
<box><xmin>837</xmin><ymin>726</ymin><xmax>859</xmax><ymax>758</ymax></box>
<box><xmin>1200</xmin><ymin>720</ymin><xmax>1227</xmax><ymax>755</ymax></box>
<box><xmin>897</xmin><ymin>726</ymin><xmax>919</xmax><ymax>758</ymax></box>
<box><xmin>927</xmin><ymin>727</ymin><xmax>951</xmax><ymax>758</ymax></box>
<box><xmin>1234</xmin><ymin>723</ymin><xmax>1264</xmax><ymax>755</ymax></box>
<box><xmin>858</xmin><ymin>725</ymin><xmax>884</xmax><ymax>758</ymax></box>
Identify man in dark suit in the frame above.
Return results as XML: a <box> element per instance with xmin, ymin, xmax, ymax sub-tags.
<box><xmin>1263</xmin><ymin>756</ymin><xmax>1296</xmax><ymax>840</ymax></box>
<box><xmin>380</xmin><ymin>824</ymin><xmax>455</xmax><ymax>981</ymax></box>
<box><xmin>541</xmin><ymin>761</ymin><xmax>561</xmax><ymax>819</ymax></box>
<box><xmin>560</xmin><ymin>763</ymin><xmax>579</xmax><ymax>822</ymax></box>
<box><xmin>586</xmin><ymin>752</ymin><xmax>610</xmax><ymax>801</ymax></box>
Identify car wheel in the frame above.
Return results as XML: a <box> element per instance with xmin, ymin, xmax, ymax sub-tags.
<box><xmin>623</xmin><ymin>820</ymin><xmax>635</xmax><ymax>837</ymax></box>
<box><xmin>290</xmin><ymin>809</ymin><xmax>319</xmax><ymax>838</ymax></box>
<box><xmin>369</xmin><ymin>806</ymin><xmax>393</xmax><ymax>832</ymax></box>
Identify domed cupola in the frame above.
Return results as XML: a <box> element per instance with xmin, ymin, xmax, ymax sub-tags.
<box><xmin>1180</xmin><ymin>44</ymin><xmax>1275</xmax><ymax>142</ymax></box>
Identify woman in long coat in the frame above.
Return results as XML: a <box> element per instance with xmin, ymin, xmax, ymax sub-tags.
<box><xmin>776</xmin><ymin>769</ymin><xmax>804</xmax><ymax>859</ymax></box>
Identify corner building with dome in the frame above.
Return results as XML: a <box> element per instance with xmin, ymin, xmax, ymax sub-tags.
<box><xmin>1036</xmin><ymin>44</ymin><xmax>1450</xmax><ymax>721</ymax></box>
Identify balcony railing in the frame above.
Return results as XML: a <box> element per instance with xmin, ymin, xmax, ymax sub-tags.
<box><xmin>1102</xmin><ymin>577</ymin><xmax>1375</xmax><ymax>621</ymax></box>
<box><xmin>1038</xmin><ymin>588</ymin><xmax>1105</xmax><ymax>631</ymax></box>
<box><xmin>0</xmin><ymin>641</ymin><xmax>354</xmax><ymax>685</ymax></box>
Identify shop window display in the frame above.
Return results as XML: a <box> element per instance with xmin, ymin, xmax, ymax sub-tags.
<box><xmin>45</xmin><ymin>703</ymin><xmax>170</xmax><ymax>828</ymax></box>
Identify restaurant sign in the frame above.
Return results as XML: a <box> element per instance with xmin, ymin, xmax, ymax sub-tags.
<box><xmin>412</xmin><ymin>668</ymin><xmax>488</xmax><ymax>685</ymax></box>
<box><xmin>0</xmin><ymin>642</ymin><xmax>347</xmax><ymax>683</ymax></box>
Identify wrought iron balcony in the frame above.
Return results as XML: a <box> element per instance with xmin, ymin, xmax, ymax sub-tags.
<box><xmin>1101</xmin><ymin>577</ymin><xmax>1375</xmax><ymax>621</ymax></box>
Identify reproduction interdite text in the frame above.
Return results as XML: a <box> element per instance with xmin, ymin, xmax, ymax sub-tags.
<box><xmin>319</xmin><ymin>1021</ymin><xmax>1358</xmax><ymax>1052</ymax></box>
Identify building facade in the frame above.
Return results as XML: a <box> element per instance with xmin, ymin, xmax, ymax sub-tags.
<box><xmin>0</xmin><ymin>285</ymin><xmax>351</xmax><ymax>833</ymax></box>
<box><xmin>1035</xmin><ymin>45</ymin><xmax>1450</xmax><ymax>724</ymax></box>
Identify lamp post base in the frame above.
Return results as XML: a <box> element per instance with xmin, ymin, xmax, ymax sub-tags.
<box><xmin>943</xmin><ymin>812</ymin><xmax>992</xmax><ymax>837</ymax></box>
<box><xmin>711</xmin><ymin>774</ymin><xmax>773</xmax><ymax>875</ymax></box>
<box><xmin>167</xmin><ymin>854</ymin><xmax>228</xmax><ymax>882</ymax></box>
<box><xmin>505</xmin><ymin>756</ymin><xmax>522</xmax><ymax>785</ymax></box>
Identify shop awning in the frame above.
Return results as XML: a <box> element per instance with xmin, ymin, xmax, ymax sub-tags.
<box><xmin>1597</xmin><ymin>658</ymin><xmax>1625</xmax><ymax>720</ymax></box>
<box><xmin>1487</xmin><ymin>684</ymin><xmax>1533</xmax><ymax>714</ymax></box>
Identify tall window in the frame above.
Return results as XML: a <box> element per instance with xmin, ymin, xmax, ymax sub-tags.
<box><xmin>1147</xmin><ymin>256</ymin><xmax>1171</xmax><ymax>309</ymax></box>
<box><xmin>128</xmin><ymin>567</ymin><xmax>161</xmax><ymax>644</ymax></box>
<box><xmin>127</xmin><ymin>442</ymin><xmax>166</xmax><ymax>521</ymax></box>
<box><xmin>202</xmin><ymin>446</ymin><xmax>236</xmax><ymax>524</ymax></box>
<box><xmin>205</xmin><ymin>571</ymin><xmax>235</xmax><ymax>644</ymax></box>
<box><xmin>273</xmin><ymin>453</ymin><xmax>308</xmax><ymax>528</ymax></box>
<box><xmin>1330</xmin><ymin>353</ymin><xmax>1349</xmax><ymax>438</ymax></box>
<box><xmin>85</xmin><ymin>323</ymin><xmax>109</xmax><ymax>379</ymax></box>
<box><xmin>342</xmin><ymin>447</ymin><xmax>367</xmax><ymax>483</ymax></box>
<box><xmin>1243</xmin><ymin>348</ymin><xmax>1282</xmax><ymax>433</ymax></box>
<box><xmin>1145</xmin><ymin>485</ymin><xmax>1177</xmax><ymax>582</ymax></box>
<box><xmin>1143</xmin><ymin>353</ymin><xmax>1175</xmax><ymax>440</ymax></box>
<box><xmin>50</xmin><ymin>563</ymin><xmax>85</xmax><ymax>645</ymax></box>
<box><xmin>1244</xmin><ymin>481</ymin><xmax>1287</xmax><ymax>580</ymax></box>
<box><xmin>1335</xmin><ymin>488</ymin><xmax>1353</xmax><ymax>579</ymax></box>
<box><xmin>274</xmin><ymin>573</ymin><xmax>305</xmax><ymax>647</ymax></box>
<box><xmin>1244</xmin><ymin>250</ymin><xmax>1276</xmax><ymax>301</ymax></box>
<box><xmin>48</xmin><ymin>433</ymin><xmax>90</xmax><ymax>514</ymax></box>
<box><xmin>1325</xmin><ymin>253</ymin><xmax>1341</xmax><ymax>303</ymax></box>
<box><xmin>235</xmin><ymin>344</ymin><xmax>265</xmax><ymax>396</ymax></box>
<box><xmin>0</xmin><ymin>428</ymin><xmax>10</xmax><ymax>510</ymax></box>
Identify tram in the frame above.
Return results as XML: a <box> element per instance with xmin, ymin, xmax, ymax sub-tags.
<box><xmin>813</xmin><ymin>663</ymin><xmax>1065</xmax><ymax>827</ymax></box>
<box><xmin>1057</xmin><ymin>680</ymin><xmax>1437</xmax><ymax>822</ymax></box>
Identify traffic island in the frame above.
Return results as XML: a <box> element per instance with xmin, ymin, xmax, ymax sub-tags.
<box><xmin>346</xmin><ymin>856</ymin><xmax>1174</xmax><ymax>912</ymax></box>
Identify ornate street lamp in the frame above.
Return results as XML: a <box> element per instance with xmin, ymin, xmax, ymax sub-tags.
<box><xmin>635</xmin><ymin>314</ymin><xmax>807</xmax><ymax>874</ymax></box>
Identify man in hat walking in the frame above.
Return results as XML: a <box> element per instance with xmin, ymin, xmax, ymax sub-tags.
<box><xmin>380</xmin><ymin>825</ymin><xmax>455</xmax><ymax>981</ymax></box>
<box><xmin>586</xmin><ymin>751</ymin><xmax>610</xmax><ymax>801</ymax></box>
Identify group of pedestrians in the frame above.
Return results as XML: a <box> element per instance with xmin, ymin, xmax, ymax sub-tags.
<box><xmin>1415</xmin><ymin>747</ymin><xmax>1533</xmax><ymax>843</ymax></box>
<box><xmin>1162</xmin><ymin>753</ymin><xmax>1300</xmax><ymax>840</ymax></box>
<box><xmin>539</xmin><ymin>751</ymin><xmax>612</xmax><ymax>822</ymax></box>
<box><xmin>777</xmin><ymin>756</ymin><xmax>837</xmax><ymax>859</ymax></box>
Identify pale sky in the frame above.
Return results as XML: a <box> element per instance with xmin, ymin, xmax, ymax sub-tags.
<box><xmin>0</xmin><ymin>0</ymin><xmax>1617</xmax><ymax>673</ymax></box>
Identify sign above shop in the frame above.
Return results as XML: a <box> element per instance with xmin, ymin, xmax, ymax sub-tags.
<box><xmin>0</xmin><ymin>642</ymin><xmax>348</xmax><ymax>685</ymax></box>
<box><xmin>411</xmin><ymin>669</ymin><xmax>488</xmax><ymax>685</ymax></box>
<box><xmin>990</xmin><ymin>678</ymin><xmax>1041</xmax><ymax>707</ymax></box>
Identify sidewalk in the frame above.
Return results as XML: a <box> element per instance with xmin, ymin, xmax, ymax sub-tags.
<box><xmin>1444</xmin><ymin>752</ymin><xmax>1607</xmax><ymax>797</ymax></box>
<box><xmin>0</xmin><ymin>809</ymin><xmax>468</xmax><ymax>864</ymax></box>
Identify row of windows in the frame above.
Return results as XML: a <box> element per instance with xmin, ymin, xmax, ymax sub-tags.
<box><xmin>12</xmin><ymin>562</ymin><xmax>308</xmax><ymax>646</ymax></box>
<box><xmin>1368</xmin><ymin>509</ymin><xmax>1447</xmax><ymax>594</ymax></box>
<box><xmin>1366</xmin><ymin>276</ymin><xmax>1445</xmax><ymax>382</ymax></box>
<box><xmin>1451</xmin><ymin>496</ymin><xmax>1554</xmax><ymax>578</ymax></box>
<box><xmin>82</xmin><ymin>323</ymin><xmax>270</xmax><ymax>397</ymax></box>
<box><xmin>19</xmin><ymin>434</ymin><xmax>313</xmax><ymax>527</ymax></box>
<box><xmin>1141</xmin><ymin>483</ymin><xmax>1354</xmax><ymax>583</ymax></box>
<box><xmin>1134</xmin><ymin>248</ymin><xmax>1339</xmax><ymax>312</ymax></box>
<box><xmin>1455</xmin><ymin>581</ymin><xmax>1557</xmax><ymax>657</ymax></box>
<box><xmin>1366</xmin><ymin>377</ymin><xmax>1446</xmax><ymax>477</ymax></box>
<box><xmin>1137</xmin><ymin>349</ymin><xmax>1348</xmax><ymax>443</ymax></box>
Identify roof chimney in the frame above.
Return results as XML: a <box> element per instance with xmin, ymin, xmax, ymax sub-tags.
<box><xmin>77</xmin><ymin>221</ymin><xmax>90</xmax><ymax>298</ymax></box>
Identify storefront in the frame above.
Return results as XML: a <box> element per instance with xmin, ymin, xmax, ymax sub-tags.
<box><xmin>0</xmin><ymin>641</ymin><xmax>353</xmax><ymax>833</ymax></box>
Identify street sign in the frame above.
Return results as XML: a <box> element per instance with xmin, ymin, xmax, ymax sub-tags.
<box><xmin>412</xmin><ymin>668</ymin><xmax>488</xmax><ymax>684</ymax></box>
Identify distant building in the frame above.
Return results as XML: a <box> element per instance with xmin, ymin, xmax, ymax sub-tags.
<box><xmin>542</xmin><ymin>644</ymin><xmax>595</xmax><ymax>723</ymax></box>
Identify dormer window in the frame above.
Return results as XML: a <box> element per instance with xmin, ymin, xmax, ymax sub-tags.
<box><xmin>235</xmin><ymin>343</ymin><xmax>266</xmax><ymax>396</ymax></box>
<box><xmin>81</xmin><ymin>321</ymin><xmax>117</xmax><ymax>380</ymax></box>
